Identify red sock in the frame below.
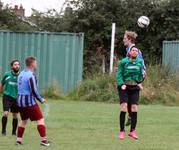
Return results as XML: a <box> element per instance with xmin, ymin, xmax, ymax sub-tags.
<box><xmin>17</xmin><ymin>127</ymin><xmax>25</xmax><ymax>141</ymax></box>
<box><xmin>37</xmin><ymin>124</ymin><xmax>46</xmax><ymax>140</ymax></box>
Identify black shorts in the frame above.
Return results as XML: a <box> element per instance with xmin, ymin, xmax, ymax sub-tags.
<box><xmin>117</xmin><ymin>85</ymin><xmax>140</xmax><ymax>105</ymax></box>
<box><xmin>2</xmin><ymin>95</ymin><xmax>18</xmax><ymax>113</ymax></box>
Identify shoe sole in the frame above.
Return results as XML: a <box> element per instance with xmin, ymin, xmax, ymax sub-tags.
<box><xmin>40</xmin><ymin>143</ymin><xmax>50</xmax><ymax>147</ymax></box>
<box><xmin>128</xmin><ymin>135</ymin><xmax>138</xmax><ymax>140</ymax></box>
<box><xmin>118</xmin><ymin>135</ymin><xmax>125</xmax><ymax>140</ymax></box>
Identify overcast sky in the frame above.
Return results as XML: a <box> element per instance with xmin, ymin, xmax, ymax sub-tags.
<box><xmin>1</xmin><ymin>0</ymin><xmax>66</xmax><ymax>16</ymax></box>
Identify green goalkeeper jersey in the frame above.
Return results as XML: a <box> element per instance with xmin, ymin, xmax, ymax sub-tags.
<box><xmin>116</xmin><ymin>57</ymin><xmax>143</xmax><ymax>86</ymax></box>
<box><xmin>1</xmin><ymin>71</ymin><xmax>19</xmax><ymax>99</ymax></box>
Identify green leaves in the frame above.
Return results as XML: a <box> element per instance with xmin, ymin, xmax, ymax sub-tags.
<box><xmin>0</xmin><ymin>8</ymin><xmax>34</xmax><ymax>31</ymax></box>
<box><xmin>1</xmin><ymin>0</ymin><xmax>179</xmax><ymax>74</ymax></box>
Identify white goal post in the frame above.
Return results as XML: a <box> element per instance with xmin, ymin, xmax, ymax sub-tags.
<box><xmin>109</xmin><ymin>23</ymin><xmax>116</xmax><ymax>74</ymax></box>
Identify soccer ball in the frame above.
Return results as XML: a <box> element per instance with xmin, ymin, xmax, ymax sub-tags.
<box><xmin>137</xmin><ymin>16</ymin><xmax>150</xmax><ymax>28</ymax></box>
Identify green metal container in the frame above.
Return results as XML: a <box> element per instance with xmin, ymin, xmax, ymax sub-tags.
<box><xmin>163</xmin><ymin>41</ymin><xmax>179</xmax><ymax>72</ymax></box>
<box><xmin>0</xmin><ymin>30</ymin><xmax>84</xmax><ymax>93</ymax></box>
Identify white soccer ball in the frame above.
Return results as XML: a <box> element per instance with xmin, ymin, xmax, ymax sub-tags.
<box><xmin>137</xmin><ymin>16</ymin><xmax>150</xmax><ymax>28</ymax></box>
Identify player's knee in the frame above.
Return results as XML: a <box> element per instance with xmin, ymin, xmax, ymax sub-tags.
<box><xmin>131</xmin><ymin>105</ymin><xmax>138</xmax><ymax>112</ymax></box>
<box><xmin>19</xmin><ymin>120</ymin><xmax>28</xmax><ymax>128</ymax></box>
<box><xmin>120</xmin><ymin>103</ymin><xmax>127</xmax><ymax>112</ymax></box>
<box><xmin>3</xmin><ymin>111</ymin><xmax>9</xmax><ymax>117</ymax></box>
<box><xmin>37</xmin><ymin>118</ymin><xmax>45</xmax><ymax>125</ymax></box>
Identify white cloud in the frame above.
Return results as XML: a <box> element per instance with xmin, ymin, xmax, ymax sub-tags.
<box><xmin>1</xmin><ymin>0</ymin><xmax>66</xmax><ymax>16</ymax></box>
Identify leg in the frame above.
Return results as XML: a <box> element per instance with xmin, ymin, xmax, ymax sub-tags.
<box><xmin>130</xmin><ymin>104</ymin><xmax>138</xmax><ymax>131</ymax></box>
<box><xmin>128</xmin><ymin>87</ymin><xmax>139</xmax><ymax>139</ymax></box>
<box><xmin>1</xmin><ymin>111</ymin><xmax>9</xmax><ymax>135</ymax></box>
<box><xmin>117</xmin><ymin>85</ymin><xmax>128</xmax><ymax>139</ymax></box>
<box><xmin>16</xmin><ymin>107</ymin><xmax>28</xmax><ymax>144</ymax></box>
<box><xmin>118</xmin><ymin>103</ymin><xmax>127</xmax><ymax>140</ymax></box>
<box><xmin>11</xmin><ymin>101</ymin><xmax>19</xmax><ymax>135</ymax></box>
<box><xmin>120</xmin><ymin>103</ymin><xmax>127</xmax><ymax>131</ymax></box>
<box><xmin>127</xmin><ymin>103</ymin><xmax>132</xmax><ymax>118</ymax></box>
<box><xmin>2</xmin><ymin>95</ymin><xmax>11</xmax><ymax>135</ymax></box>
<box><xmin>37</xmin><ymin>118</ymin><xmax>47</xmax><ymax>141</ymax></box>
<box><xmin>117</xmin><ymin>86</ymin><xmax>128</xmax><ymax>131</ymax></box>
<box><xmin>12</xmin><ymin>113</ymin><xmax>18</xmax><ymax>135</ymax></box>
<box><xmin>125</xmin><ymin>103</ymin><xmax>132</xmax><ymax>126</ymax></box>
<box><xmin>16</xmin><ymin>120</ymin><xmax>28</xmax><ymax>144</ymax></box>
<box><xmin>37</xmin><ymin>118</ymin><xmax>50</xmax><ymax>146</ymax></box>
<box><xmin>30</xmin><ymin>104</ymin><xmax>50</xmax><ymax>146</ymax></box>
<box><xmin>128</xmin><ymin>104</ymin><xmax>138</xmax><ymax>139</ymax></box>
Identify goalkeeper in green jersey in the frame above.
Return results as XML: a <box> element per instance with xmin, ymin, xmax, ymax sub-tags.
<box><xmin>116</xmin><ymin>47</ymin><xmax>144</xmax><ymax>140</ymax></box>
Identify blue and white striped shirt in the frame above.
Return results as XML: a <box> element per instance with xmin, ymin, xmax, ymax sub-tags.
<box><xmin>17</xmin><ymin>69</ymin><xmax>42</xmax><ymax>108</ymax></box>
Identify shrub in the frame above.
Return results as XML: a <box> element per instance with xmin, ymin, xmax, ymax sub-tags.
<box><xmin>41</xmin><ymin>83</ymin><xmax>64</xmax><ymax>100</ymax></box>
<box><xmin>68</xmin><ymin>65</ymin><xmax>179</xmax><ymax>105</ymax></box>
<box><xmin>68</xmin><ymin>74</ymin><xmax>118</xmax><ymax>103</ymax></box>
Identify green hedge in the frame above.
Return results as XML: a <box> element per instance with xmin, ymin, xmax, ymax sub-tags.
<box><xmin>68</xmin><ymin>65</ymin><xmax>179</xmax><ymax>106</ymax></box>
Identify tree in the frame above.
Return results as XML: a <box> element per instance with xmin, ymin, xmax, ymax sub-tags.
<box><xmin>67</xmin><ymin>0</ymin><xmax>179</xmax><ymax>71</ymax></box>
<box><xmin>3</xmin><ymin>0</ymin><xmax>177</xmax><ymax>75</ymax></box>
<box><xmin>0</xmin><ymin>6</ymin><xmax>35</xmax><ymax>31</ymax></box>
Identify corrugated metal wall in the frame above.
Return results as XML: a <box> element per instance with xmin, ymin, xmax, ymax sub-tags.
<box><xmin>0</xmin><ymin>30</ymin><xmax>84</xmax><ymax>93</ymax></box>
<box><xmin>163</xmin><ymin>41</ymin><xmax>179</xmax><ymax>72</ymax></box>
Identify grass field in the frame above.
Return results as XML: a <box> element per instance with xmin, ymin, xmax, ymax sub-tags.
<box><xmin>0</xmin><ymin>100</ymin><xmax>179</xmax><ymax>150</ymax></box>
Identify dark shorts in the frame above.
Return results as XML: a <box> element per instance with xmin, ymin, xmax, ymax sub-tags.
<box><xmin>19</xmin><ymin>104</ymin><xmax>43</xmax><ymax>121</ymax></box>
<box><xmin>2</xmin><ymin>95</ymin><xmax>18</xmax><ymax>113</ymax></box>
<box><xmin>117</xmin><ymin>85</ymin><xmax>140</xmax><ymax>105</ymax></box>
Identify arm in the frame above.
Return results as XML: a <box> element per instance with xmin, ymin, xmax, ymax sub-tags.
<box><xmin>140</xmin><ymin>63</ymin><xmax>145</xmax><ymax>83</ymax></box>
<box><xmin>138</xmin><ymin>51</ymin><xmax>146</xmax><ymax>71</ymax></box>
<box><xmin>0</xmin><ymin>84</ymin><xmax>3</xmax><ymax>93</ymax></box>
<box><xmin>116</xmin><ymin>60</ymin><xmax>124</xmax><ymax>86</ymax></box>
<box><xmin>29</xmin><ymin>75</ymin><xmax>43</xmax><ymax>103</ymax></box>
<box><xmin>137</xmin><ymin>61</ymin><xmax>145</xmax><ymax>90</ymax></box>
<box><xmin>0</xmin><ymin>73</ymin><xmax>7</xmax><ymax>92</ymax></box>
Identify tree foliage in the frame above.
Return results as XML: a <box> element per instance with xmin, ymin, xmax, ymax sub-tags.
<box><xmin>0</xmin><ymin>6</ymin><xmax>34</xmax><ymax>31</ymax></box>
<box><xmin>67</xmin><ymin>0</ymin><xmax>179</xmax><ymax>72</ymax></box>
<box><xmin>57</xmin><ymin>0</ymin><xmax>178</xmax><ymax>74</ymax></box>
<box><xmin>1</xmin><ymin>0</ymin><xmax>179</xmax><ymax>74</ymax></box>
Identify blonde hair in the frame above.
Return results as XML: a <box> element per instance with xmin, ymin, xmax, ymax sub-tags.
<box><xmin>125</xmin><ymin>31</ymin><xmax>138</xmax><ymax>43</ymax></box>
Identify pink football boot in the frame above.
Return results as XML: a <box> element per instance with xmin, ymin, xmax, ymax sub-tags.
<box><xmin>128</xmin><ymin>130</ymin><xmax>138</xmax><ymax>140</ymax></box>
<box><xmin>118</xmin><ymin>131</ymin><xmax>125</xmax><ymax>140</ymax></box>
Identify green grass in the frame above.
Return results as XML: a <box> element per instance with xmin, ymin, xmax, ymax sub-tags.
<box><xmin>0</xmin><ymin>100</ymin><xmax>179</xmax><ymax>150</ymax></box>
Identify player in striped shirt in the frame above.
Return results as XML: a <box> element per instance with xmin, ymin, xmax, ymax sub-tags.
<box><xmin>16</xmin><ymin>56</ymin><xmax>50</xmax><ymax>147</ymax></box>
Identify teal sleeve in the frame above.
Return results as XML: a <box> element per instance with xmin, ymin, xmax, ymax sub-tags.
<box><xmin>116</xmin><ymin>61</ymin><xmax>124</xmax><ymax>86</ymax></box>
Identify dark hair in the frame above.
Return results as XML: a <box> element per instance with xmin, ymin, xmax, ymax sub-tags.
<box><xmin>10</xmin><ymin>59</ymin><xmax>20</xmax><ymax>67</ymax></box>
<box><xmin>25</xmin><ymin>56</ymin><xmax>36</xmax><ymax>67</ymax></box>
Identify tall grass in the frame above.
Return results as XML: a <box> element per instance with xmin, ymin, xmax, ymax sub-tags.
<box><xmin>68</xmin><ymin>74</ymin><xmax>118</xmax><ymax>102</ymax></box>
<box><xmin>142</xmin><ymin>65</ymin><xmax>179</xmax><ymax>105</ymax></box>
<box><xmin>68</xmin><ymin>65</ymin><xmax>179</xmax><ymax>105</ymax></box>
<box><xmin>41</xmin><ymin>82</ymin><xmax>64</xmax><ymax>99</ymax></box>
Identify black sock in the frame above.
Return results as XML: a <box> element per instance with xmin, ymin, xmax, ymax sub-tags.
<box><xmin>2</xmin><ymin>116</ymin><xmax>7</xmax><ymax>133</ymax></box>
<box><xmin>131</xmin><ymin>112</ymin><xmax>137</xmax><ymax>131</ymax></box>
<box><xmin>120</xmin><ymin>111</ymin><xmax>126</xmax><ymax>131</ymax></box>
<box><xmin>12</xmin><ymin>118</ymin><xmax>18</xmax><ymax>134</ymax></box>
